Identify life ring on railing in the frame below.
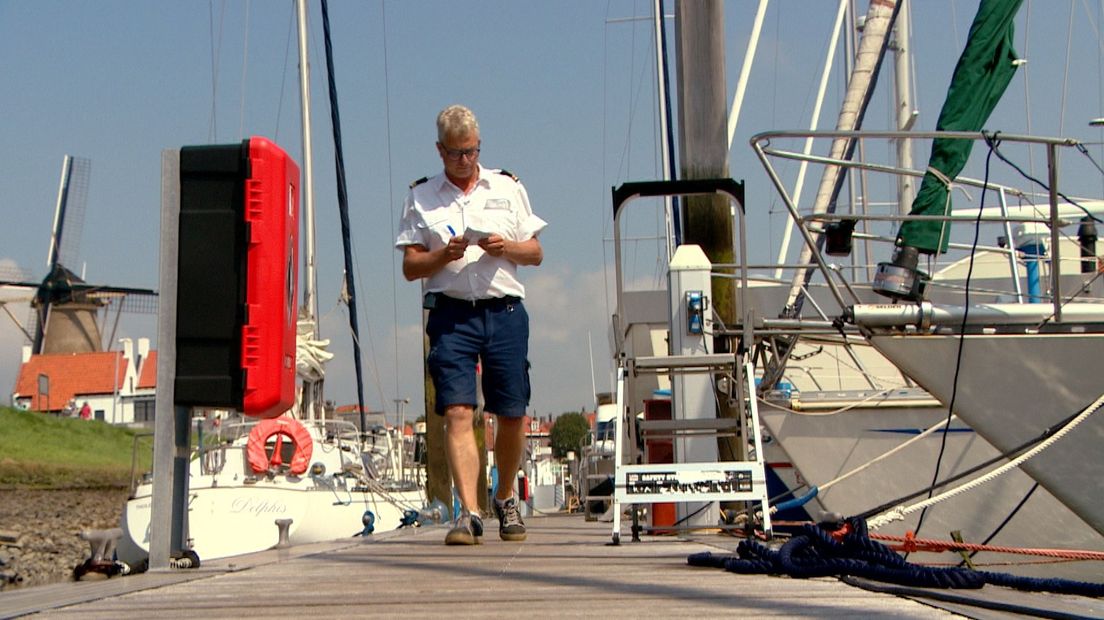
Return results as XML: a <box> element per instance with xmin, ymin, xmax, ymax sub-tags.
<box><xmin>247</xmin><ymin>417</ymin><xmax>313</xmax><ymax>475</ymax></box>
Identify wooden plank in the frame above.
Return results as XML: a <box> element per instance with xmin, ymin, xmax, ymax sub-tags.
<box><xmin>4</xmin><ymin>514</ymin><xmax>962</xmax><ymax>618</ymax></box>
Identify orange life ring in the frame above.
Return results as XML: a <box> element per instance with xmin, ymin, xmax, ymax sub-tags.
<box><xmin>247</xmin><ymin>417</ymin><xmax>314</xmax><ymax>475</ymax></box>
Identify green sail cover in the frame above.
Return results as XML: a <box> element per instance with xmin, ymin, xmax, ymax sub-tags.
<box><xmin>896</xmin><ymin>0</ymin><xmax>1023</xmax><ymax>254</ymax></box>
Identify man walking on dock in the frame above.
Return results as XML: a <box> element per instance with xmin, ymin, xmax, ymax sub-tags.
<box><xmin>396</xmin><ymin>104</ymin><xmax>546</xmax><ymax>545</ymax></box>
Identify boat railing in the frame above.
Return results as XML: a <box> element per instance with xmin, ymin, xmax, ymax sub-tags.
<box><xmin>749</xmin><ymin>129</ymin><xmax>1104</xmax><ymax>323</ymax></box>
<box><xmin>128</xmin><ymin>431</ymin><xmax>154</xmax><ymax>498</ymax></box>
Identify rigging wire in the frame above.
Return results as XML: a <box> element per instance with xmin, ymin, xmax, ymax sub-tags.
<box><xmin>274</xmin><ymin>6</ymin><xmax>295</xmax><ymax>144</ymax></box>
<box><xmin>319</xmin><ymin>0</ymin><xmax>367</xmax><ymax>427</ymax></box>
<box><xmin>960</xmin><ymin>482</ymin><xmax>1037</xmax><ymax>565</ymax></box>
<box><xmin>600</xmin><ymin>0</ymin><xmax>614</xmax><ymax>354</ymax></box>
<box><xmin>909</xmin><ymin>130</ymin><xmax>997</xmax><ymax>545</ymax></box>
<box><xmin>207</xmin><ymin>0</ymin><xmax>228</xmax><ymax>141</ymax></box>
<box><xmin>350</xmin><ymin>235</ymin><xmax>388</xmax><ymax>411</ymax></box>
<box><xmin>381</xmin><ymin>0</ymin><xmax>402</xmax><ymax>408</ymax></box>
<box><xmin>986</xmin><ymin>134</ymin><xmax>1103</xmax><ymax>224</ymax></box>
<box><xmin>1060</xmin><ymin>0</ymin><xmax>1074</xmax><ymax>137</ymax></box>
<box><xmin>856</xmin><ymin>407</ymin><xmax>1082</xmax><ymax>521</ymax></box>
<box><xmin>238</xmin><ymin>0</ymin><xmax>251</xmax><ymax>141</ymax></box>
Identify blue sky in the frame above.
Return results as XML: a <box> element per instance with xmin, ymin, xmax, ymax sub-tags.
<box><xmin>2</xmin><ymin>1</ymin><xmax>1102</xmax><ymax>421</ymax></box>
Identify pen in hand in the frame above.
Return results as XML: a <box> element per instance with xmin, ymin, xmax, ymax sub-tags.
<box><xmin>447</xmin><ymin>225</ymin><xmax>457</xmax><ymax>237</ymax></box>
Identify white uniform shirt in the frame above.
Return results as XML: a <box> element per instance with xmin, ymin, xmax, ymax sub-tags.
<box><xmin>395</xmin><ymin>164</ymin><xmax>547</xmax><ymax>300</ymax></box>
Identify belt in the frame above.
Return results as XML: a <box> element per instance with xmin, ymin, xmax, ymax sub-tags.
<box><xmin>424</xmin><ymin>292</ymin><xmax>521</xmax><ymax>310</ymax></box>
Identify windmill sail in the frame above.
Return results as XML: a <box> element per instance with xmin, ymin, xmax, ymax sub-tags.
<box><xmin>48</xmin><ymin>155</ymin><xmax>91</xmax><ymax>272</ymax></box>
<box><xmin>0</xmin><ymin>155</ymin><xmax>157</xmax><ymax>355</ymax></box>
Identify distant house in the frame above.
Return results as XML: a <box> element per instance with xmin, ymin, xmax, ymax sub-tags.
<box><xmin>10</xmin><ymin>337</ymin><xmax>156</xmax><ymax>426</ymax></box>
<box><xmin>332</xmin><ymin>403</ymin><xmax>390</xmax><ymax>432</ymax></box>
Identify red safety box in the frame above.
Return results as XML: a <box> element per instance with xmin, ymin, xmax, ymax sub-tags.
<box><xmin>241</xmin><ymin>137</ymin><xmax>299</xmax><ymax>416</ymax></box>
<box><xmin>176</xmin><ymin>137</ymin><xmax>299</xmax><ymax>418</ymax></box>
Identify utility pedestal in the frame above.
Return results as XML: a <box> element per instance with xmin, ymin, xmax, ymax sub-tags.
<box><xmin>667</xmin><ymin>245</ymin><xmax>719</xmax><ymax>528</ymax></box>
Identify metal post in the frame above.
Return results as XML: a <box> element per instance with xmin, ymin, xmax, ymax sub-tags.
<box><xmin>111</xmin><ymin>343</ymin><xmax>121</xmax><ymax>424</ymax></box>
<box><xmin>150</xmin><ymin>149</ymin><xmax>190</xmax><ymax>570</ymax></box>
<box><xmin>1046</xmin><ymin>144</ymin><xmax>1062</xmax><ymax>322</ymax></box>
<box><xmin>395</xmin><ymin>397</ymin><xmax>409</xmax><ymax>483</ymax></box>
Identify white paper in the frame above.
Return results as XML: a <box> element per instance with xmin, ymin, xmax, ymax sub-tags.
<box><xmin>463</xmin><ymin>226</ymin><xmax>493</xmax><ymax>242</ymax></box>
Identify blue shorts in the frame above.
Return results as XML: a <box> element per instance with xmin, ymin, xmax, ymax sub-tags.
<box><xmin>426</xmin><ymin>295</ymin><xmax>531</xmax><ymax>418</ymax></box>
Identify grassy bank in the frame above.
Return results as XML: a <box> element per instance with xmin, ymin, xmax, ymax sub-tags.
<box><xmin>0</xmin><ymin>406</ymin><xmax>152</xmax><ymax>489</ymax></box>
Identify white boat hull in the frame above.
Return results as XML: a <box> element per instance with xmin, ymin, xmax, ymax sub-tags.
<box><xmin>865</xmin><ymin>330</ymin><xmax>1104</xmax><ymax>536</ymax></box>
<box><xmin>117</xmin><ymin>482</ymin><xmax>423</xmax><ymax>564</ymax></box>
<box><xmin>117</xmin><ymin>419</ymin><xmax>427</xmax><ymax>564</ymax></box>
<box><xmin>760</xmin><ymin>398</ymin><xmax>1104</xmax><ymax>580</ymax></box>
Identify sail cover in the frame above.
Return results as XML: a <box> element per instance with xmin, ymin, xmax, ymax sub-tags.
<box><xmin>896</xmin><ymin>0</ymin><xmax>1023</xmax><ymax>254</ymax></box>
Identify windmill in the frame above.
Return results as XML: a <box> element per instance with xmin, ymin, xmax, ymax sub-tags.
<box><xmin>0</xmin><ymin>155</ymin><xmax>158</xmax><ymax>355</ymax></box>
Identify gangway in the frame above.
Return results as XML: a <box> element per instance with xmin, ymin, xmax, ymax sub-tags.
<box><xmin>606</xmin><ymin>180</ymin><xmax>772</xmax><ymax>544</ymax></box>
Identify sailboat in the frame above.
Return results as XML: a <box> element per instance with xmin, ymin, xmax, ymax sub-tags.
<box><xmin>746</xmin><ymin>0</ymin><xmax>1104</xmax><ymax>579</ymax></box>
<box><xmin>116</xmin><ymin>0</ymin><xmax>430</xmax><ymax>566</ymax></box>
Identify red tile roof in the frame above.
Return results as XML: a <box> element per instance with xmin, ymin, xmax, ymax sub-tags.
<box><xmin>13</xmin><ymin>352</ymin><xmax>125</xmax><ymax>412</ymax></box>
<box><xmin>137</xmin><ymin>351</ymin><xmax>158</xmax><ymax>389</ymax></box>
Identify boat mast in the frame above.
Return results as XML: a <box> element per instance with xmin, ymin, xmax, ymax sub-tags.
<box><xmin>653</xmin><ymin>0</ymin><xmax>676</xmax><ymax>260</ymax></box>
<box><xmin>726</xmin><ymin>0</ymin><xmax>769</xmax><ymax>151</ymax></box>
<box><xmin>771</xmin><ymin>0</ymin><xmax>849</xmax><ymax>278</ymax></box>
<box><xmin>296</xmin><ymin>0</ymin><xmax>321</xmax><ymax>421</ymax></box>
<box><xmin>784</xmin><ymin>0</ymin><xmax>899</xmax><ymax>311</ymax></box>
<box><xmin>892</xmin><ymin>0</ymin><xmax>916</xmax><ymax>214</ymax></box>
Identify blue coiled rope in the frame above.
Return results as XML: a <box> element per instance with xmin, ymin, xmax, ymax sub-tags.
<box><xmin>687</xmin><ymin>517</ymin><xmax>1104</xmax><ymax>598</ymax></box>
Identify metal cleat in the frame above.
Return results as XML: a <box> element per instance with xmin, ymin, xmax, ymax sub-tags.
<box><xmin>275</xmin><ymin>518</ymin><xmax>293</xmax><ymax>548</ymax></box>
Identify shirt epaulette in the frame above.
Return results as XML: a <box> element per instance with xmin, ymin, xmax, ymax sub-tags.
<box><xmin>498</xmin><ymin>169</ymin><xmax>519</xmax><ymax>182</ymax></box>
<box><xmin>409</xmin><ymin>176</ymin><xmax>428</xmax><ymax>189</ymax></box>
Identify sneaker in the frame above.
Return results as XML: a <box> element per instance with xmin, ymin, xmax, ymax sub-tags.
<box><xmin>444</xmin><ymin>511</ymin><xmax>483</xmax><ymax>546</ymax></box>
<box><xmin>494</xmin><ymin>497</ymin><xmax>527</xmax><ymax>541</ymax></box>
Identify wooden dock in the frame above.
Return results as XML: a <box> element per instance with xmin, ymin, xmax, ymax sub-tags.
<box><xmin>3</xmin><ymin>513</ymin><xmax>1099</xmax><ymax>618</ymax></box>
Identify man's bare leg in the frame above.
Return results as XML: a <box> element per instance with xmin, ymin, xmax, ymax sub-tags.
<box><xmin>444</xmin><ymin>404</ymin><xmax>480</xmax><ymax>511</ymax></box>
<box><xmin>443</xmin><ymin>404</ymin><xmax>482</xmax><ymax>544</ymax></box>
<box><xmin>492</xmin><ymin>415</ymin><xmax>527</xmax><ymax>501</ymax></box>
<box><xmin>491</xmin><ymin>414</ymin><xmax>528</xmax><ymax>541</ymax></box>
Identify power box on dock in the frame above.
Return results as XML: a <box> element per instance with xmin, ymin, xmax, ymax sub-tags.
<box><xmin>175</xmin><ymin>137</ymin><xmax>299</xmax><ymax>418</ymax></box>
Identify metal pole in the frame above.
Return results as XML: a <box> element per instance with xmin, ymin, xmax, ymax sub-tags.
<box><xmin>151</xmin><ymin>149</ymin><xmax>188</xmax><ymax>570</ymax></box>
<box><xmin>112</xmin><ymin>343</ymin><xmax>122</xmax><ymax>424</ymax></box>
<box><xmin>726</xmin><ymin>0</ymin><xmax>769</xmax><ymax>150</ymax></box>
<box><xmin>772</xmin><ymin>0</ymin><xmax>848</xmax><ymax>278</ymax></box>
<box><xmin>653</xmin><ymin>0</ymin><xmax>675</xmax><ymax>260</ymax></box>
<box><xmin>1047</xmin><ymin>144</ymin><xmax>1062</xmax><ymax>322</ymax></box>
<box><xmin>296</xmin><ymin>0</ymin><xmax>316</xmax><ymax>320</ymax></box>
<box><xmin>587</xmin><ymin>331</ymin><xmax>597</xmax><ymax>405</ymax></box>
<box><xmin>394</xmin><ymin>397</ymin><xmax>409</xmax><ymax>483</ymax></box>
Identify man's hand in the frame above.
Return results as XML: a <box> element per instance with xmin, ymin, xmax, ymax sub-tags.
<box><xmin>444</xmin><ymin>235</ymin><xmax>470</xmax><ymax>261</ymax></box>
<box><xmin>478</xmin><ymin>233</ymin><xmax>506</xmax><ymax>257</ymax></box>
<box><xmin>402</xmin><ymin>237</ymin><xmax>469</xmax><ymax>281</ymax></box>
<box><xmin>478</xmin><ymin>234</ymin><xmax>543</xmax><ymax>266</ymax></box>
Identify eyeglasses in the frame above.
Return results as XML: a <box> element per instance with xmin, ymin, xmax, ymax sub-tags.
<box><xmin>441</xmin><ymin>144</ymin><xmax>481</xmax><ymax>161</ymax></box>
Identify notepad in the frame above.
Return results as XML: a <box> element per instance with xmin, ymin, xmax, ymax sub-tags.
<box><xmin>463</xmin><ymin>225</ymin><xmax>493</xmax><ymax>242</ymax></box>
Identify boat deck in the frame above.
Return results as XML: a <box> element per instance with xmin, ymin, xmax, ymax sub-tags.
<box><xmin>3</xmin><ymin>513</ymin><xmax>1100</xmax><ymax>618</ymax></box>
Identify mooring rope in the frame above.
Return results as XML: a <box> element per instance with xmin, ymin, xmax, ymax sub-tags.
<box><xmin>866</xmin><ymin>392</ymin><xmax>1104</xmax><ymax>530</ymax></box>
<box><xmin>688</xmin><ymin>517</ymin><xmax>1104</xmax><ymax>597</ymax></box>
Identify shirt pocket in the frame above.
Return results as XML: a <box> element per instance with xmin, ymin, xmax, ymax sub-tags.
<box><xmin>416</xmin><ymin>216</ymin><xmax>456</xmax><ymax>247</ymax></box>
<box><xmin>474</xmin><ymin>206</ymin><xmax>518</xmax><ymax>240</ymax></box>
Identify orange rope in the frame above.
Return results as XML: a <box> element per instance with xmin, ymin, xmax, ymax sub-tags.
<box><xmin>870</xmin><ymin>532</ymin><xmax>1104</xmax><ymax>561</ymax></box>
<box><xmin>758</xmin><ymin>521</ymin><xmax>1104</xmax><ymax>562</ymax></box>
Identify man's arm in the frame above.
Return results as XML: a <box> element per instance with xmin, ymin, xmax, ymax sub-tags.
<box><xmin>402</xmin><ymin>237</ymin><xmax>469</xmax><ymax>280</ymax></box>
<box><xmin>478</xmin><ymin>235</ymin><xmax>543</xmax><ymax>266</ymax></box>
